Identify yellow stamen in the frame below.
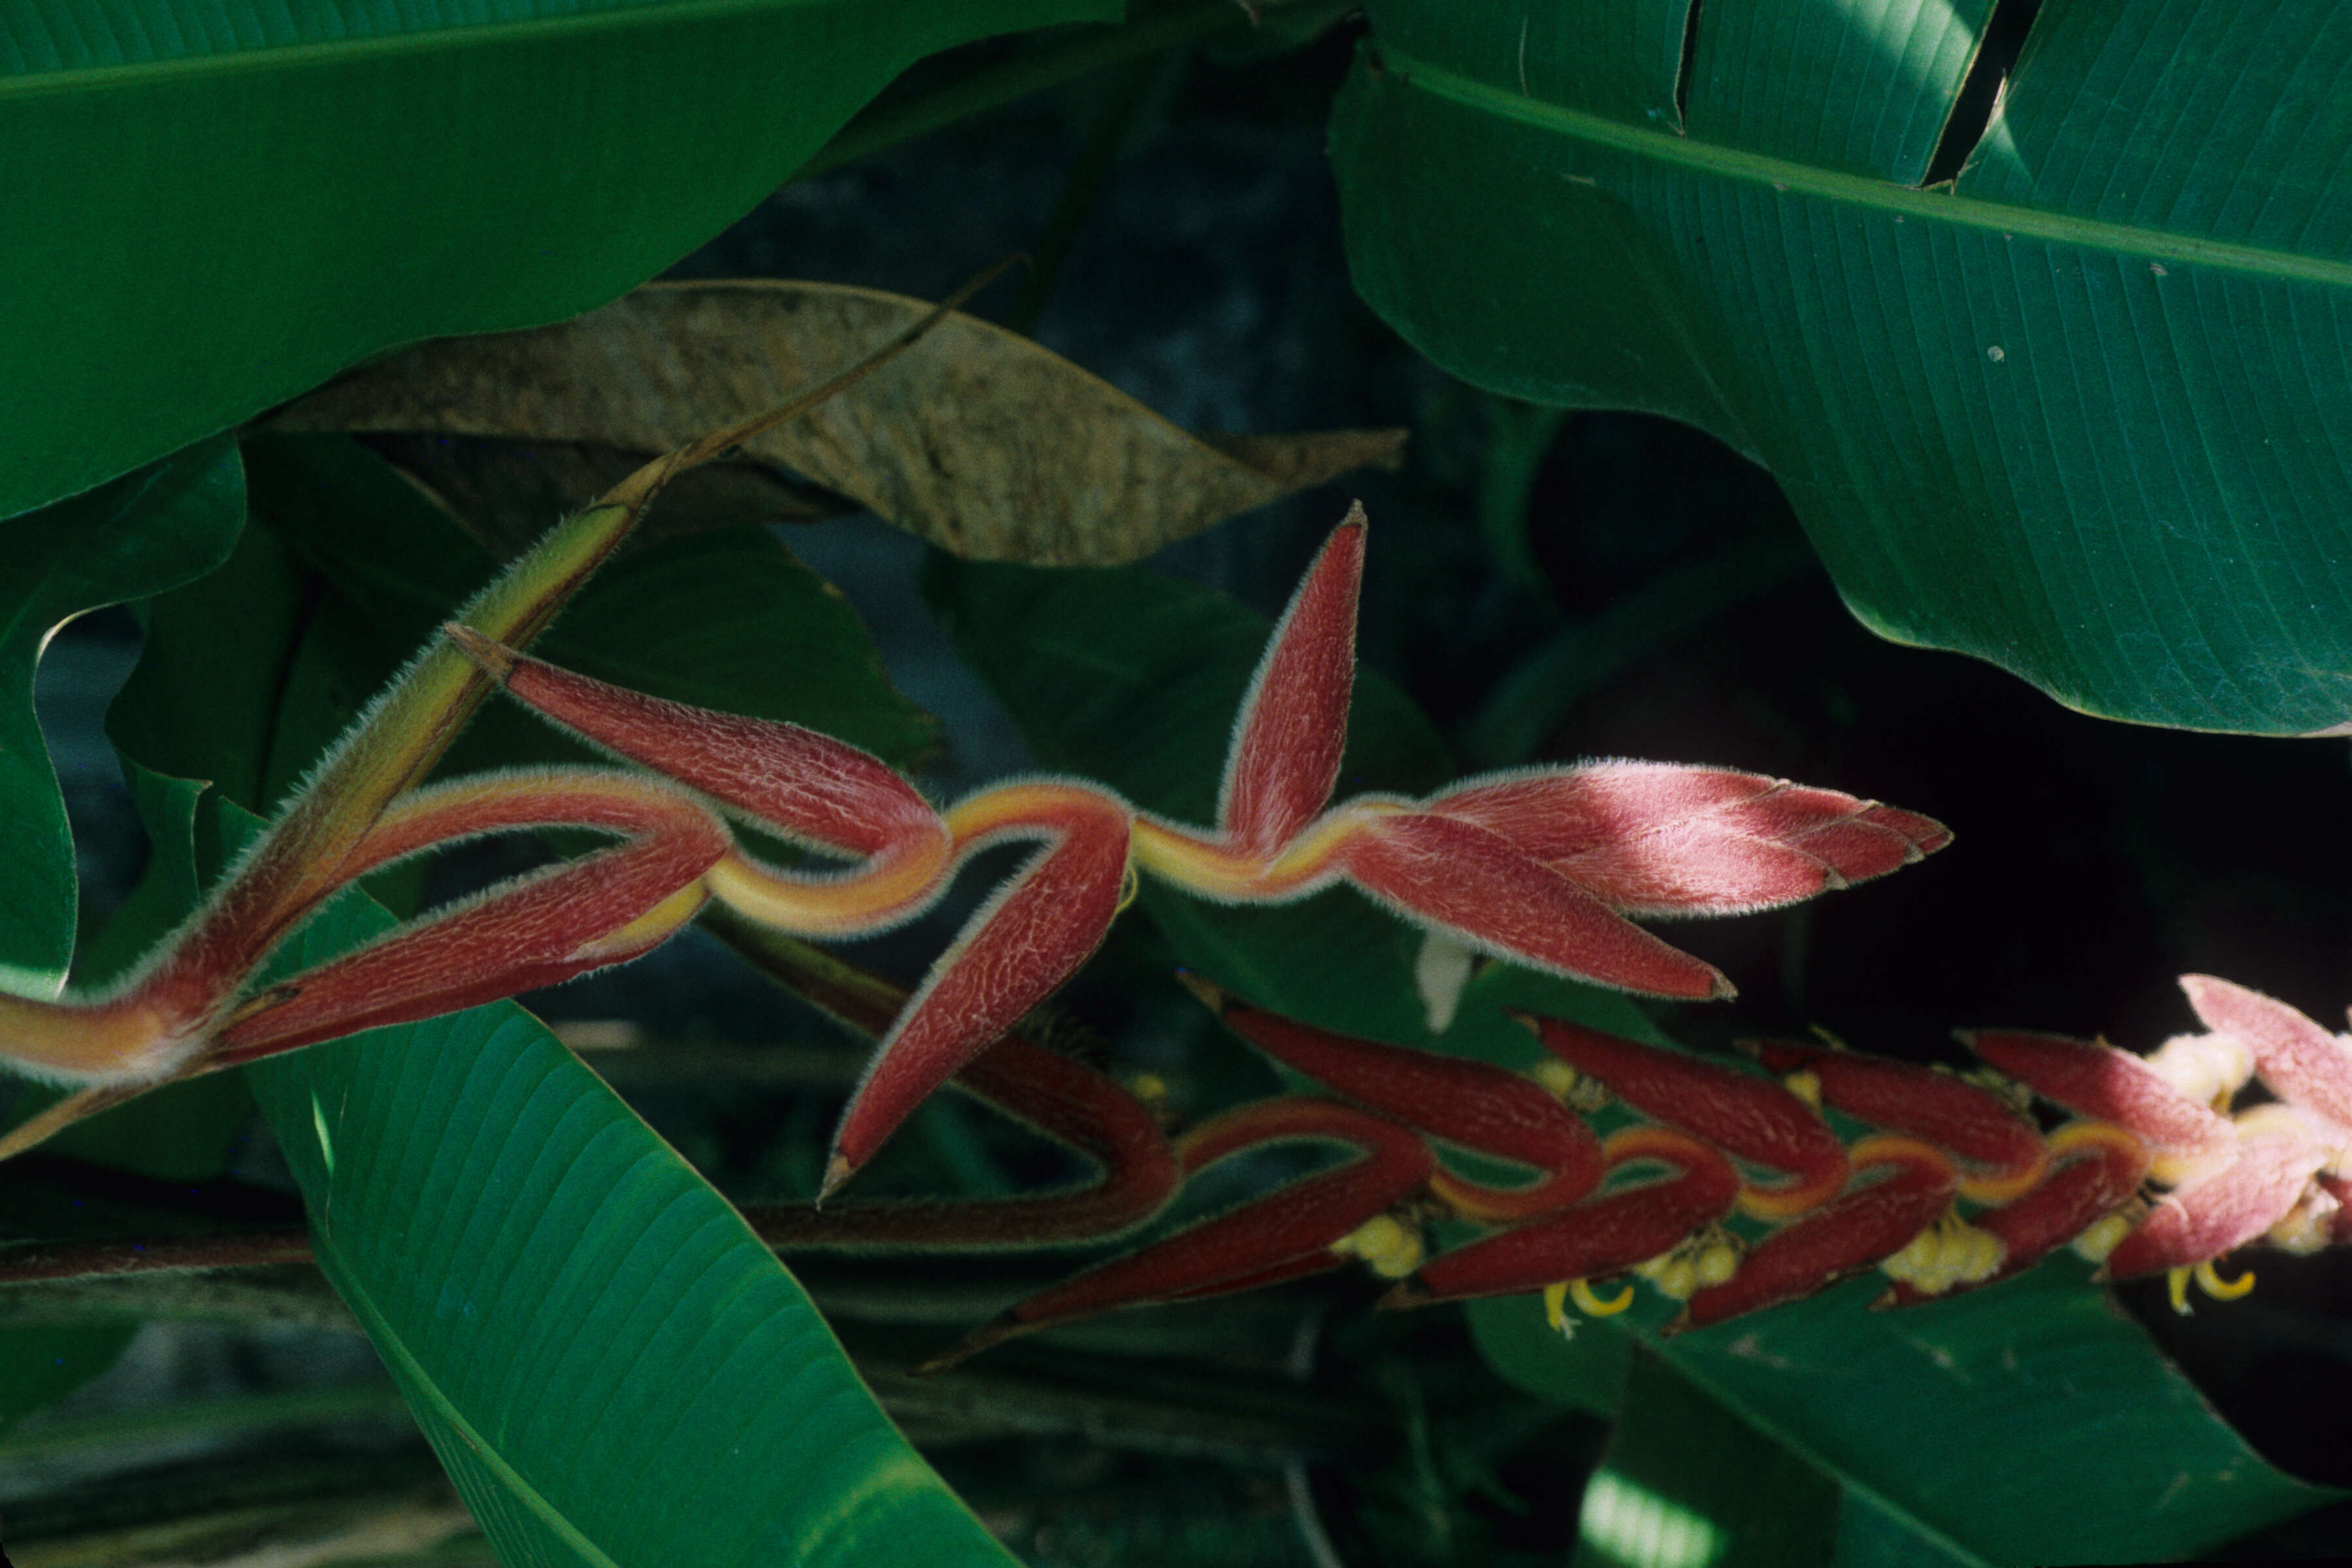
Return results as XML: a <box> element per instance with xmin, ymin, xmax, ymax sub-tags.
<box><xmin>1331</xmin><ymin>1215</ymin><xmax>1424</xmax><ymax>1279</ymax></box>
<box><xmin>1694</xmin><ymin>1241</ymin><xmax>1739</xmax><ymax>1289</ymax></box>
<box><xmin>1541</xmin><ymin>1282</ymin><xmax>1572</xmax><ymax>1335</ymax></box>
<box><xmin>1527</xmin><ymin>1059</ymin><xmax>1578</xmax><ymax>1100</ymax></box>
<box><xmin>2195</xmin><ymin>1258</ymin><xmax>2256</xmax><ymax>1301</ymax></box>
<box><xmin>1782</xmin><ymin>1069</ymin><xmax>1823</xmax><ymax>1111</ymax></box>
<box><xmin>1571</xmin><ymin>1278</ymin><xmax>1635</xmax><ymax>1316</ymax></box>
<box><xmin>2166</xmin><ymin>1266</ymin><xmax>2193</xmax><ymax>1315</ymax></box>
<box><xmin>2070</xmin><ymin>1213</ymin><xmax>2131</xmax><ymax>1266</ymax></box>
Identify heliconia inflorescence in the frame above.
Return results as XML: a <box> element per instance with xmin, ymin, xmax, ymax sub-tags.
<box><xmin>907</xmin><ymin>972</ymin><xmax>2352</xmax><ymax>1369</ymax></box>
<box><xmin>0</xmin><ymin>473</ymin><xmax>1956</xmax><ymax>1195</ymax></box>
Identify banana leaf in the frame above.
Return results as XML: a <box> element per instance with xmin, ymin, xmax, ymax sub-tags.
<box><xmin>0</xmin><ymin>0</ymin><xmax>1111</xmax><ymax>521</ymax></box>
<box><xmin>1332</xmin><ymin>0</ymin><xmax>2352</xmax><ymax>734</ymax></box>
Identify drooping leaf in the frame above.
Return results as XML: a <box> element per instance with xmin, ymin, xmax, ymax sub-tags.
<box><xmin>1333</xmin><ymin>0</ymin><xmax>2352</xmax><ymax>734</ymax></box>
<box><xmin>0</xmin><ymin>0</ymin><xmax>1114</xmax><ymax>523</ymax></box>
<box><xmin>208</xmin><ymin>794</ymin><xmax>1018</xmax><ymax>1567</ymax></box>
<box><xmin>0</xmin><ymin>438</ymin><xmax>242</xmax><ymax>989</ymax></box>
<box><xmin>928</xmin><ymin>545</ymin><xmax>2336</xmax><ymax>1563</ymax></box>
<box><xmin>274</xmin><ymin>283</ymin><xmax>1409</xmax><ymax>565</ymax></box>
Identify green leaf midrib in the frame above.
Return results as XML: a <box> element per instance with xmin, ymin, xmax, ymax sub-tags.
<box><xmin>1384</xmin><ymin>48</ymin><xmax>2352</xmax><ymax>291</ymax></box>
<box><xmin>308</xmin><ymin>1232</ymin><xmax>626</xmax><ymax>1568</ymax></box>
<box><xmin>0</xmin><ymin>0</ymin><xmax>849</xmax><ymax>103</ymax></box>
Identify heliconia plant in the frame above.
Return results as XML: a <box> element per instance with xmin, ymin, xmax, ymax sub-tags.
<box><xmin>0</xmin><ymin>331</ymin><xmax>1954</xmax><ymax>1199</ymax></box>
<box><xmin>1</xmin><ymin>300</ymin><xmax>2344</xmax><ymax>1404</ymax></box>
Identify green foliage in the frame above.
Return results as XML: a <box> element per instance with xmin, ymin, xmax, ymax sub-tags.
<box><xmin>8</xmin><ymin>2</ymin><xmax>2352</xmax><ymax>1555</ymax></box>
<box><xmin>1333</xmin><ymin>0</ymin><xmax>2352</xmax><ymax>734</ymax></box>
<box><xmin>0</xmin><ymin>0</ymin><xmax>1113</xmax><ymax>523</ymax></box>
<box><xmin>0</xmin><ymin>1324</ymin><xmax>139</xmax><ymax>1431</ymax></box>
<box><xmin>184</xmin><ymin>791</ymin><xmax>1016</xmax><ymax>1566</ymax></box>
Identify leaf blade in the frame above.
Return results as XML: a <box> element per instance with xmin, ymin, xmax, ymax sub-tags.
<box><xmin>1334</xmin><ymin>3</ymin><xmax>2352</xmax><ymax>732</ymax></box>
<box><xmin>227</xmin><ymin>811</ymin><xmax>1015</xmax><ymax>1568</ymax></box>
<box><xmin>276</xmin><ymin>282</ymin><xmax>1408</xmax><ymax>566</ymax></box>
<box><xmin>0</xmin><ymin>0</ymin><xmax>1114</xmax><ymax>521</ymax></box>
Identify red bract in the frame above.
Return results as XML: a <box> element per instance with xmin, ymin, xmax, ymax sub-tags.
<box><xmin>438</xmin><ymin>507</ymin><xmax>1952</xmax><ymax>1191</ymax></box>
<box><xmin>902</xmin><ymin>975</ymin><xmax>2352</xmax><ymax>1364</ymax></box>
<box><xmin>1525</xmin><ymin>1016</ymin><xmax>1848</xmax><ymax>1218</ymax></box>
<box><xmin>2104</xmin><ymin>1112</ymin><xmax>2330</xmax><ymax>1282</ymax></box>
<box><xmin>1883</xmin><ymin>1124</ymin><xmax>2150</xmax><ymax>1307</ymax></box>
<box><xmin>1750</xmin><ymin>1041</ymin><xmax>2047</xmax><ymax>1200</ymax></box>
<box><xmin>0</xmin><ymin>282</ymin><xmax>991</xmax><ymax>1156</ymax></box>
<box><xmin>2181</xmin><ymin>973</ymin><xmax>2352</xmax><ymax>1132</ymax></box>
<box><xmin>1192</xmin><ymin>983</ymin><xmax>1603</xmax><ymax>1224</ymax></box>
<box><xmin>1677</xmin><ymin>1136</ymin><xmax>1956</xmax><ymax>1331</ymax></box>
<box><xmin>926</xmin><ymin>1095</ymin><xmax>1433</xmax><ymax>1370</ymax></box>
<box><xmin>831</xmin><ymin>784</ymin><xmax>1135</xmax><ymax>1192</ymax></box>
<box><xmin>1963</xmin><ymin>1029</ymin><xmax>2234</xmax><ymax>1172</ymax></box>
<box><xmin>1428</xmin><ymin>768</ymin><xmax>1950</xmax><ymax>916</ymax></box>
<box><xmin>1335</xmin><ymin>808</ymin><xmax>1733</xmax><ymax>998</ymax></box>
<box><xmin>720</xmin><ymin>934</ymin><xmax>1180</xmax><ymax>1256</ymax></box>
<box><xmin>1218</xmin><ymin>511</ymin><xmax>1362</xmax><ymax>857</ymax></box>
<box><xmin>1399</xmin><ymin>1126</ymin><xmax>1740</xmax><ymax>1308</ymax></box>
<box><xmin>214</xmin><ymin>771</ymin><xmax>729</xmax><ymax>1061</ymax></box>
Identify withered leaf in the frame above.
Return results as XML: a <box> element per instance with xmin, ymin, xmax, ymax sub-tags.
<box><xmin>277</xmin><ymin>282</ymin><xmax>1408</xmax><ymax>566</ymax></box>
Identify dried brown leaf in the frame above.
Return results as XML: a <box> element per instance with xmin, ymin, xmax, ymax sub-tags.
<box><xmin>275</xmin><ymin>282</ymin><xmax>1407</xmax><ymax>566</ymax></box>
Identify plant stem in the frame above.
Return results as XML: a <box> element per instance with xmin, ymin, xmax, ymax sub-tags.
<box><xmin>0</xmin><ymin>1229</ymin><xmax>312</xmax><ymax>1285</ymax></box>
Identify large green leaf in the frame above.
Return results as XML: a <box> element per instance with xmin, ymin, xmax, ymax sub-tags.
<box><xmin>1333</xmin><ymin>0</ymin><xmax>2352</xmax><ymax>734</ymax></box>
<box><xmin>0</xmin><ymin>438</ymin><xmax>243</xmax><ymax>988</ymax></box>
<box><xmin>165</xmin><ymin>794</ymin><xmax>1009</xmax><ymax>1566</ymax></box>
<box><xmin>928</xmin><ymin>549</ymin><xmax>2335</xmax><ymax>1562</ymax></box>
<box><xmin>0</xmin><ymin>0</ymin><xmax>1112</xmax><ymax>523</ymax></box>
